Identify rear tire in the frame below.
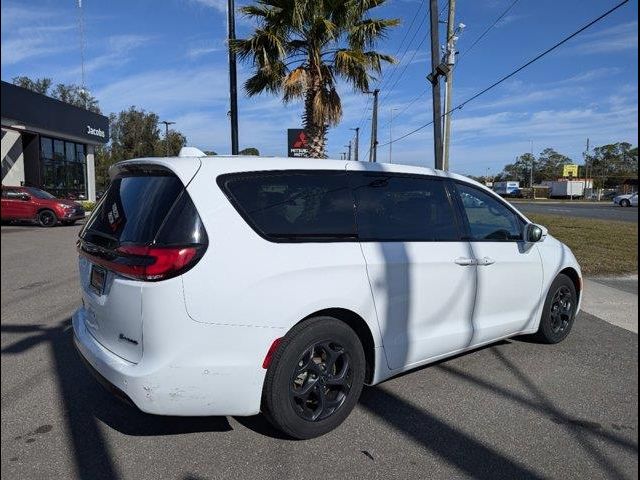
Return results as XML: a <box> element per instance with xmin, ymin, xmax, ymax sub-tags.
<box><xmin>533</xmin><ymin>274</ymin><xmax>577</xmax><ymax>344</ymax></box>
<box><xmin>262</xmin><ymin>316</ymin><xmax>366</xmax><ymax>439</ymax></box>
<box><xmin>37</xmin><ymin>209</ymin><xmax>57</xmax><ymax>227</ymax></box>
<box><xmin>620</xmin><ymin>199</ymin><xmax>631</xmax><ymax>207</ymax></box>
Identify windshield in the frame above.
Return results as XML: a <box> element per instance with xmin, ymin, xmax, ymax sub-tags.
<box><xmin>25</xmin><ymin>187</ymin><xmax>56</xmax><ymax>199</ymax></box>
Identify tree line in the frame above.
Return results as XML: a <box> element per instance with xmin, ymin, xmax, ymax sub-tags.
<box><xmin>474</xmin><ymin>143</ymin><xmax>638</xmax><ymax>189</ymax></box>
<box><xmin>13</xmin><ymin>77</ymin><xmax>260</xmax><ymax>190</ymax></box>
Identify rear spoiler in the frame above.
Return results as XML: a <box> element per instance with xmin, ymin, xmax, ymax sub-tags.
<box><xmin>109</xmin><ymin>157</ymin><xmax>202</xmax><ymax>186</ymax></box>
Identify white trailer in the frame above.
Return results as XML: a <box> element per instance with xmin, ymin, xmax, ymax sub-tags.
<box><xmin>543</xmin><ymin>180</ymin><xmax>591</xmax><ymax>198</ymax></box>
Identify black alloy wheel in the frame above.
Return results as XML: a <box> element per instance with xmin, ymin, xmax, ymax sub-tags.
<box><xmin>533</xmin><ymin>273</ymin><xmax>577</xmax><ymax>344</ymax></box>
<box><xmin>549</xmin><ymin>285</ymin><xmax>573</xmax><ymax>335</ymax></box>
<box><xmin>262</xmin><ymin>316</ymin><xmax>365</xmax><ymax>439</ymax></box>
<box><xmin>38</xmin><ymin>210</ymin><xmax>57</xmax><ymax>227</ymax></box>
<box><xmin>289</xmin><ymin>341</ymin><xmax>352</xmax><ymax>422</ymax></box>
<box><xmin>621</xmin><ymin>199</ymin><xmax>631</xmax><ymax>207</ymax></box>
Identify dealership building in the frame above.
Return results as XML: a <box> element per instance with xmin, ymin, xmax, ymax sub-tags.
<box><xmin>1</xmin><ymin>80</ymin><xmax>109</xmax><ymax>201</ymax></box>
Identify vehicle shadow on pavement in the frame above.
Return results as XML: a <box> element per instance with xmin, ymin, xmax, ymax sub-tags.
<box><xmin>1</xmin><ymin>319</ymin><xmax>233</xmax><ymax>480</ymax></box>
<box><xmin>3</xmin><ymin>318</ymin><xmax>637</xmax><ymax>480</ymax></box>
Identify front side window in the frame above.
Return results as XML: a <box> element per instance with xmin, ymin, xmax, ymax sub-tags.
<box><xmin>25</xmin><ymin>187</ymin><xmax>56</xmax><ymax>199</ymax></box>
<box><xmin>455</xmin><ymin>183</ymin><xmax>523</xmax><ymax>241</ymax></box>
<box><xmin>351</xmin><ymin>173</ymin><xmax>460</xmax><ymax>241</ymax></box>
<box><xmin>219</xmin><ymin>171</ymin><xmax>356</xmax><ymax>241</ymax></box>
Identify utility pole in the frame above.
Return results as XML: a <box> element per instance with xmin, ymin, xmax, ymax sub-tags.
<box><xmin>529</xmin><ymin>140</ymin><xmax>535</xmax><ymax>198</ymax></box>
<box><xmin>160</xmin><ymin>120</ymin><xmax>175</xmax><ymax>157</ymax></box>
<box><xmin>227</xmin><ymin>0</ymin><xmax>239</xmax><ymax>154</ymax></box>
<box><xmin>389</xmin><ymin>107</ymin><xmax>398</xmax><ymax>163</ymax></box>
<box><xmin>583</xmin><ymin>138</ymin><xmax>590</xmax><ymax>199</ymax></box>
<box><xmin>350</xmin><ymin>127</ymin><xmax>360</xmax><ymax>161</ymax></box>
<box><xmin>346</xmin><ymin>141</ymin><xmax>352</xmax><ymax>161</ymax></box>
<box><xmin>442</xmin><ymin>1</ymin><xmax>463</xmax><ymax>171</ymax></box>
<box><xmin>428</xmin><ymin>0</ymin><xmax>444</xmax><ymax>169</ymax></box>
<box><xmin>368</xmin><ymin>89</ymin><xmax>380</xmax><ymax>162</ymax></box>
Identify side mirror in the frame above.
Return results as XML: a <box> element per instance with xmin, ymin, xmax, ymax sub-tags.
<box><xmin>524</xmin><ymin>223</ymin><xmax>545</xmax><ymax>242</ymax></box>
<box><xmin>19</xmin><ymin>193</ymin><xmax>31</xmax><ymax>201</ymax></box>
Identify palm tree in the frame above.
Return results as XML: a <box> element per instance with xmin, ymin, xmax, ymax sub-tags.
<box><xmin>233</xmin><ymin>0</ymin><xmax>399</xmax><ymax>158</ymax></box>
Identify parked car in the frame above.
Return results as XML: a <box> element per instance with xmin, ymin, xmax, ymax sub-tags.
<box><xmin>1</xmin><ymin>186</ymin><xmax>85</xmax><ymax>227</ymax></box>
<box><xmin>613</xmin><ymin>192</ymin><xmax>638</xmax><ymax>207</ymax></box>
<box><xmin>73</xmin><ymin>156</ymin><xmax>582</xmax><ymax>439</ymax></box>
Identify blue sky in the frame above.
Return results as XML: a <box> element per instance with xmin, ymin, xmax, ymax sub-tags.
<box><xmin>1</xmin><ymin>0</ymin><xmax>637</xmax><ymax>176</ymax></box>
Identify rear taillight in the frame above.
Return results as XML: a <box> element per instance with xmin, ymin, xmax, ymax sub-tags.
<box><xmin>79</xmin><ymin>243</ymin><xmax>204</xmax><ymax>281</ymax></box>
<box><xmin>116</xmin><ymin>245</ymin><xmax>199</xmax><ymax>281</ymax></box>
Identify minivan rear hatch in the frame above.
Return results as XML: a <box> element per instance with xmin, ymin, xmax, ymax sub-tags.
<box><xmin>77</xmin><ymin>161</ymin><xmax>207</xmax><ymax>363</ymax></box>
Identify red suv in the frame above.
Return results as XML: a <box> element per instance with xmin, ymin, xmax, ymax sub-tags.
<box><xmin>1</xmin><ymin>186</ymin><xmax>85</xmax><ymax>227</ymax></box>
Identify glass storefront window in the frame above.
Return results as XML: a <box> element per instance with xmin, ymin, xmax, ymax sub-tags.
<box><xmin>41</xmin><ymin>137</ymin><xmax>53</xmax><ymax>160</ymax></box>
<box><xmin>53</xmin><ymin>139</ymin><xmax>65</xmax><ymax>161</ymax></box>
<box><xmin>65</xmin><ymin>142</ymin><xmax>76</xmax><ymax>162</ymax></box>
<box><xmin>40</xmin><ymin>136</ymin><xmax>88</xmax><ymax>199</ymax></box>
<box><xmin>75</xmin><ymin>144</ymin><xmax>85</xmax><ymax>163</ymax></box>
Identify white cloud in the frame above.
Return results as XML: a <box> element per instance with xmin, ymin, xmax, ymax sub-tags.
<box><xmin>0</xmin><ymin>5</ymin><xmax>76</xmax><ymax>66</ymax></box>
<box><xmin>568</xmin><ymin>21</ymin><xmax>638</xmax><ymax>55</ymax></box>
<box><xmin>188</xmin><ymin>0</ymin><xmax>227</xmax><ymax>13</ymax></box>
<box><xmin>94</xmin><ymin>66</ymin><xmax>230</xmax><ymax>114</ymax></box>
<box><xmin>187</xmin><ymin>44</ymin><xmax>223</xmax><ymax>59</ymax></box>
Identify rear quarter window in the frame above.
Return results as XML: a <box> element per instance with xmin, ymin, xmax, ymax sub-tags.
<box><xmin>218</xmin><ymin>171</ymin><xmax>356</xmax><ymax>242</ymax></box>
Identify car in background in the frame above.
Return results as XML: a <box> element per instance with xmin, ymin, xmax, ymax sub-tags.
<box><xmin>1</xmin><ymin>186</ymin><xmax>85</xmax><ymax>226</ymax></box>
<box><xmin>613</xmin><ymin>192</ymin><xmax>638</xmax><ymax>207</ymax></box>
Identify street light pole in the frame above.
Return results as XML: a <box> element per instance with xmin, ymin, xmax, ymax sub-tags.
<box><xmin>346</xmin><ymin>141</ymin><xmax>352</xmax><ymax>161</ymax></box>
<box><xmin>227</xmin><ymin>0</ymin><xmax>239</xmax><ymax>155</ymax></box>
<box><xmin>349</xmin><ymin>127</ymin><xmax>359</xmax><ymax>162</ymax></box>
<box><xmin>160</xmin><ymin>120</ymin><xmax>175</xmax><ymax>157</ymax></box>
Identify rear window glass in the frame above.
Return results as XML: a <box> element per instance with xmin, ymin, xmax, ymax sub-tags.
<box><xmin>82</xmin><ymin>174</ymin><xmax>184</xmax><ymax>247</ymax></box>
<box><xmin>351</xmin><ymin>173</ymin><xmax>460</xmax><ymax>241</ymax></box>
<box><xmin>219</xmin><ymin>171</ymin><xmax>356</xmax><ymax>241</ymax></box>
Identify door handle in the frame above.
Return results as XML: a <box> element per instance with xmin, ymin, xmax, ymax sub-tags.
<box><xmin>454</xmin><ymin>257</ymin><xmax>477</xmax><ymax>266</ymax></box>
<box><xmin>478</xmin><ymin>257</ymin><xmax>496</xmax><ymax>266</ymax></box>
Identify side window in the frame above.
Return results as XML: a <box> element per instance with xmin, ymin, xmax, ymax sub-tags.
<box><xmin>455</xmin><ymin>183</ymin><xmax>523</xmax><ymax>241</ymax></box>
<box><xmin>351</xmin><ymin>173</ymin><xmax>460</xmax><ymax>241</ymax></box>
<box><xmin>2</xmin><ymin>189</ymin><xmax>22</xmax><ymax>199</ymax></box>
<box><xmin>219</xmin><ymin>171</ymin><xmax>356</xmax><ymax>241</ymax></box>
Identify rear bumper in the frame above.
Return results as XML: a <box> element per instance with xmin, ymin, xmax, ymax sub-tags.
<box><xmin>72</xmin><ymin>307</ymin><xmax>278</xmax><ymax>416</ymax></box>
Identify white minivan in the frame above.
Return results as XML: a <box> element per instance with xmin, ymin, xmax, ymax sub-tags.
<box><xmin>73</xmin><ymin>155</ymin><xmax>582</xmax><ymax>439</ymax></box>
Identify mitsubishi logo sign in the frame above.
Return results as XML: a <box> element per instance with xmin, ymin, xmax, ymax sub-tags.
<box><xmin>287</xmin><ymin>129</ymin><xmax>309</xmax><ymax>157</ymax></box>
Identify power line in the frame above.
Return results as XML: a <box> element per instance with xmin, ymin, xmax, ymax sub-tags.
<box><xmin>457</xmin><ymin>0</ymin><xmax>521</xmax><ymax>64</ymax></box>
<box><xmin>379</xmin><ymin>0</ymin><xmax>631</xmax><ymax>149</ymax></box>
<box><xmin>379</xmin><ymin>13</ymin><xmax>428</xmax><ymax>96</ymax></box>
<box><xmin>355</xmin><ymin>0</ymin><xmax>427</xmax><ymax>147</ymax></box>
<box><xmin>380</xmin><ymin>34</ymin><xmax>428</xmax><ymax>104</ymax></box>
<box><xmin>380</xmin><ymin>87</ymin><xmax>429</xmax><ymax>129</ymax></box>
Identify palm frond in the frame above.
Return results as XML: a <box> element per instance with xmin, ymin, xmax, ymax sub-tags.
<box><xmin>283</xmin><ymin>67</ymin><xmax>309</xmax><ymax>102</ymax></box>
<box><xmin>348</xmin><ymin>18</ymin><xmax>400</xmax><ymax>49</ymax></box>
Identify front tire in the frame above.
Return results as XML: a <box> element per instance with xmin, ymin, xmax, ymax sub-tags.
<box><xmin>620</xmin><ymin>199</ymin><xmax>631</xmax><ymax>207</ymax></box>
<box><xmin>262</xmin><ymin>317</ymin><xmax>366</xmax><ymax>439</ymax></box>
<box><xmin>533</xmin><ymin>274</ymin><xmax>577</xmax><ymax>344</ymax></box>
<box><xmin>37</xmin><ymin>209</ymin><xmax>58</xmax><ymax>227</ymax></box>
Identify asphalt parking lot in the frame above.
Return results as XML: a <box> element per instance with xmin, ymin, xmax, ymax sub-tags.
<box><xmin>1</xmin><ymin>223</ymin><xmax>638</xmax><ymax>480</ymax></box>
<box><xmin>512</xmin><ymin>201</ymin><xmax>638</xmax><ymax>223</ymax></box>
